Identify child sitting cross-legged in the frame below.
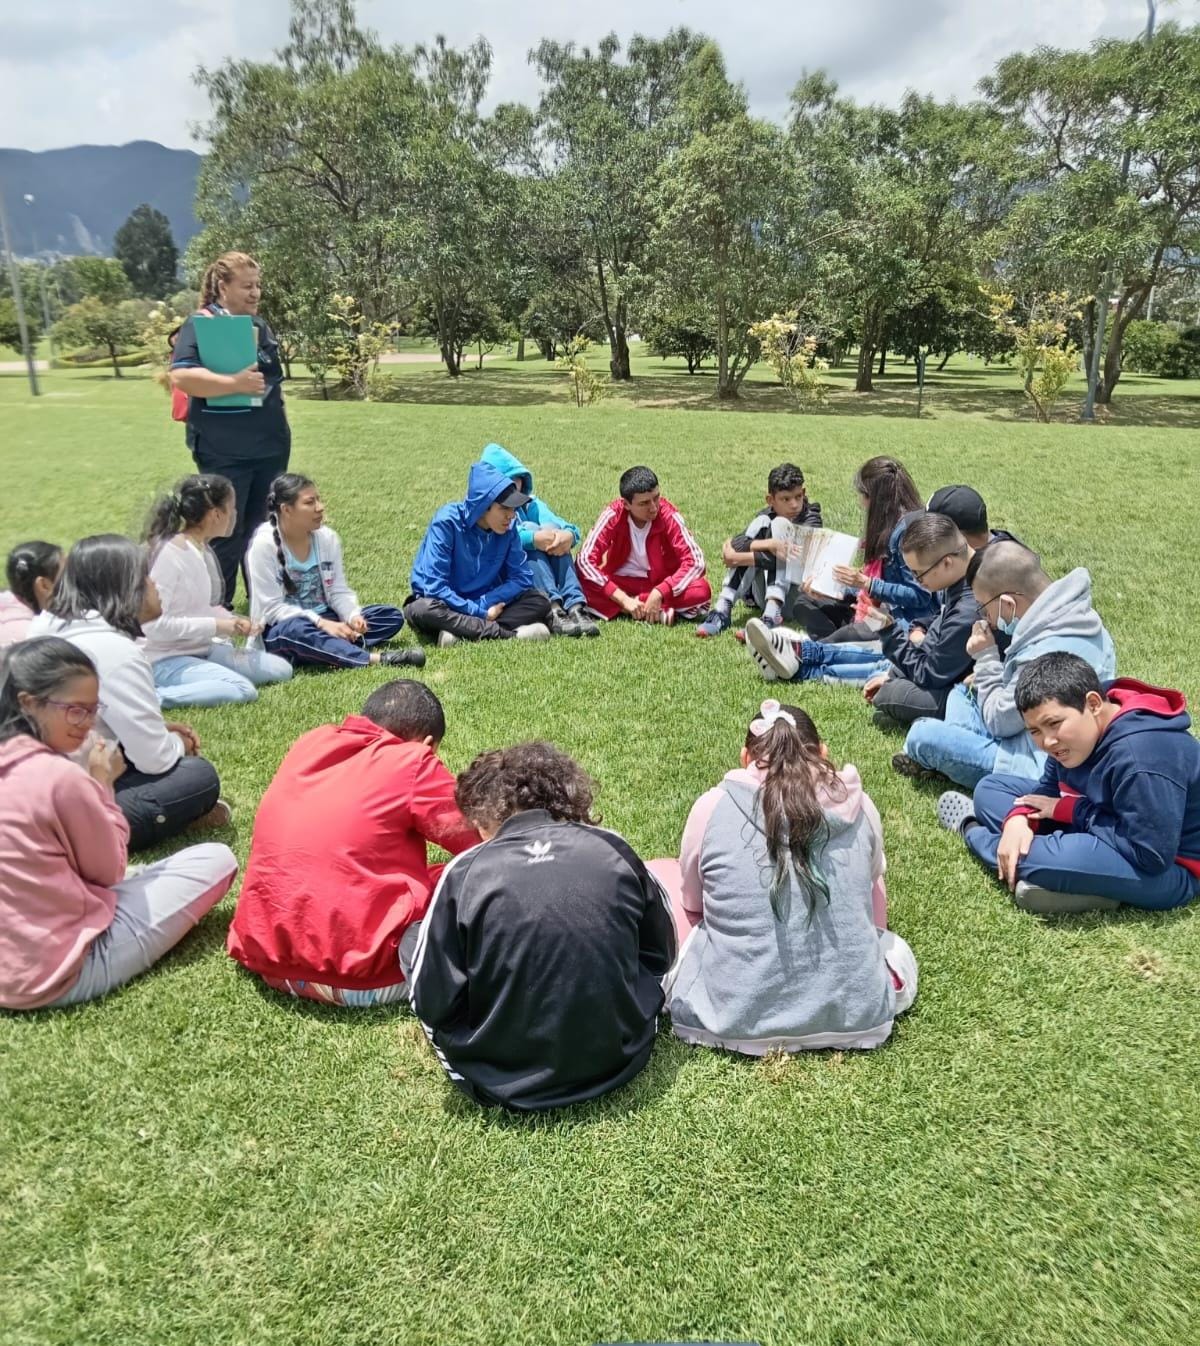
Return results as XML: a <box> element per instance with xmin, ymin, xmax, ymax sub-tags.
<box><xmin>479</xmin><ymin>443</ymin><xmax>599</xmax><ymax>637</ymax></box>
<box><xmin>143</xmin><ymin>473</ymin><xmax>293</xmax><ymax>707</ymax></box>
<box><xmin>576</xmin><ymin>466</ymin><xmax>710</xmax><ymax>625</ymax></box>
<box><xmin>651</xmin><ymin>700</ymin><xmax>917</xmax><ymax>1054</ymax></box>
<box><xmin>246</xmin><ymin>473</ymin><xmax>423</xmax><ymax>670</ymax></box>
<box><xmin>938</xmin><ymin>652</ymin><xmax>1200</xmax><ymax>914</ymax></box>
<box><xmin>227</xmin><ymin>680</ymin><xmax>481</xmax><ymax>1006</ymax></box>
<box><xmin>404</xmin><ymin>461</ymin><xmax>554</xmax><ymax>645</ymax></box>
<box><xmin>696</xmin><ymin>462</ymin><xmax>822</xmax><ymax>638</ymax></box>
<box><xmin>406</xmin><ymin>742</ymin><xmax>677</xmax><ymax>1111</ymax></box>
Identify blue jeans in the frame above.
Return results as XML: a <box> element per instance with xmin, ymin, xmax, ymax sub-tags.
<box><xmin>966</xmin><ymin>773</ymin><xmax>1200</xmax><ymax>911</ymax></box>
<box><xmin>904</xmin><ymin>685</ymin><xmax>999</xmax><ymax>789</ymax></box>
<box><xmin>793</xmin><ymin>640</ymin><xmax>890</xmax><ymax>686</ymax></box>
<box><xmin>526</xmin><ymin>550</ymin><xmax>585</xmax><ymax>608</ymax></box>
<box><xmin>153</xmin><ymin>642</ymin><xmax>294</xmax><ymax>709</ymax></box>
<box><xmin>264</xmin><ymin>604</ymin><xmax>405</xmax><ymax>668</ymax></box>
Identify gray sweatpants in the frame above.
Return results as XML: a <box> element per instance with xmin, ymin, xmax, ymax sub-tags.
<box><xmin>48</xmin><ymin>843</ymin><xmax>238</xmax><ymax>1006</ymax></box>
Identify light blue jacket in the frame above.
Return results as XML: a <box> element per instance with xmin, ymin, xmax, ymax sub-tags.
<box><xmin>479</xmin><ymin>444</ymin><xmax>580</xmax><ymax>553</ymax></box>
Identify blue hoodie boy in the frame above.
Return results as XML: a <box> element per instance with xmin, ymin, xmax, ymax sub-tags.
<box><xmin>1018</xmin><ymin>679</ymin><xmax>1200</xmax><ymax>880</ymax></box>
<box><xmin>410</xmin><ymin>462</ymin><xmax>538</xmax><ymax>618</ymax></box>
<box><xmin>479</xmin><ymin>444</ymin><xmax>580</xmax><ymax>553</ymax></box>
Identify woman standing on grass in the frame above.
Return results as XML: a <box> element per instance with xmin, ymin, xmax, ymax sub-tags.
<box><xmin>30</xmin><ymin>535</ymin><xmax>232</xmax><ymax>850</ymax></box>
<box><xmin>143</xmin><ymin>473</ymin><xmax>293</xmax><ymax>708</ymax></box>
<box><xmin>169</xmin><ymin>251</ymin><xmax>291</xmax><ymax>607</ymax></box>
<box><xmin>0</xmin><ymin>637</ymin><xmax>237</xmax><ymax>1010</ymax></box>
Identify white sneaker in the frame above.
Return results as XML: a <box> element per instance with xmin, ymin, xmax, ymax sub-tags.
<box><xmin>515</xmin><ymin>623</ymin><xmax>551</xmax><ymax>641</ymax></box>
<box><xmin>437</xmin><ymin>631</ymin><xmax>458</xmax><ymax>648</ymax></box>
<box><xmin>744</xmin><ymin>618</ymin><xmax>799</xmax><ymax>681</ymax></box>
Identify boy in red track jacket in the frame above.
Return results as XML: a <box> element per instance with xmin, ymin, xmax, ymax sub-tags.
<box><xmin>576</xmin><ymin>465</ymin><xmax>711</xmax><ymax>624</ymax></box>
<box><xmin>227</xmin><ymin>680</ymin><xmax>480</xmax><ymax>1005</ymax></box>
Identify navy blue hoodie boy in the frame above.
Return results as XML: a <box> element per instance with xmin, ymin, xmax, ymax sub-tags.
<box><xmin>1009</xmin><ymin>679</ymin><xmax>1200</xmax><ymax>881</ymax></box>
<box><xmin>410</xmin><ymin>462</ymin><xmax>538</xmax><ymax>617</ymax></box>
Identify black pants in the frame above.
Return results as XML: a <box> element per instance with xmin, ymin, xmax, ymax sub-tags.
<box><xmin>403</xmin><ymin>590</ymin><xmax>552</xmax><ymax>641</ymax></box>
<box><xmin>114</xmin><ymin>755</ymin><xmax>221</xmax><ymax>852</ymax></box>
<box><xmin>193</xmin><ymin>440</ymin><xmax>291</xmax><ymax>606</ymax></box>
<box><xmin>787</xmin><ymin>594</ymin><xmax>856</xmax><ymax>640</ymax></box>
<box><xmin>873</xmin><ymin>678</ymin><xmax>947</xmax><ymax>728</ymax></box>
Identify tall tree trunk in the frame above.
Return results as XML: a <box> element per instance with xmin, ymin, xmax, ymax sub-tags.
<box><xmin>855</xmin><ymin>344</ymin><xmax>875</xmax><ymax>393</ymax></box>
<box><xmin>937</xmin><ymin>350</ymin><xmax>952</xmax><ymax>372</ymax></box>
<box><xmin>716</xmin><ymin>291</ymin><xmax>737</xmax><ymax>399</ymax></box>
<box><xmin>108</xmin><ymin>342</ymin><xmax>123</xmax><ymax>378</ymax></box>
<box><xmin>877</xmin><ymin>347</ymin><xmax>887</xmax><ymax>377</ymax></box>
<box><xmin>516</xmin><ymin>335</ymin><xmax>525</xmax><ymax>362</ymax></box>
<box><xmin>610</xmin><ymin>296</ymin><xmax>631</xmax><ymax>381</ymax></box>
<box><xmin>1097</xmin><ymin>284</ymin><xmax>1151</xmax><ymax>405</ymax></box>
<box><xmin>440</xmin><ymin>340</ymin><xmax>460</xmax><ymax>377</ymax></box>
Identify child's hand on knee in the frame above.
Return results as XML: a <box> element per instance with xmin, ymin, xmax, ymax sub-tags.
<box><xmin>997</xmin><ymin>816</ymin><xmax>1034</xmax><ymax>889</ymax></box>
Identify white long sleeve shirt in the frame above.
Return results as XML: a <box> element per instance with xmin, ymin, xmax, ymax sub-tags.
<box><xmin>245</xmin><ymin>524</ymin><xmax>361</xmax><ymax>629</ymax></box>
<box><xmin>29</xmin><ymin>612</ymin><xmax>186</xmax><ymax>775</ymax></box>
<box><xmin>143</xmin><ymin>537</ymin><xmax>230</xmax><ymax>662</ymax></box>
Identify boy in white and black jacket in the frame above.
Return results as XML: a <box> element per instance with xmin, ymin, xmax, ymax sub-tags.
<box><xmin>698</xmin><ymin>462</ymin><xmax>825</xmax><ymax>637</ymax></box>
<box><xmin>405</xmin><ymin>742</ymin><xmax>677</xmax><ymax>1112</ymax></box>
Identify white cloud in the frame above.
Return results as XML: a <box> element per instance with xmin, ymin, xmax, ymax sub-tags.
<box><xmin>1</xmin><ymin>0</ymin><xmax>1193</xmax><ymax>151</ymax></box>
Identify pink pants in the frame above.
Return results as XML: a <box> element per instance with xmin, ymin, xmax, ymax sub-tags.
<box><xmin>647</xmin><ymin>858</ymin><xmax>702</xmax><ymax>946</ymax></box>
<box><xmin>578</xmin><ymin>573</ymin><xmax>712</xmax><ymax>621</ymax></box>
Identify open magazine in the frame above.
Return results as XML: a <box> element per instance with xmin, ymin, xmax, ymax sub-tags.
<box><xmin>781</xmin><ymin>524</ymin><xmax>860</xmax><ymax>600</ymax></box>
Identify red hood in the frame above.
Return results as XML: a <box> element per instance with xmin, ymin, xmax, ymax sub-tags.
<box><xmin>1107</xmin><ymin>679</ymin><xmax>1188</xmax><ymax>718</ymax></box>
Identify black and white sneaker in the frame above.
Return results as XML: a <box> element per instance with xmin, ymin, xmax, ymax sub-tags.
<box><xmin>744</xmin><ymin>618</ymin><xmax>799</xmax><ymax>682</ymax></box>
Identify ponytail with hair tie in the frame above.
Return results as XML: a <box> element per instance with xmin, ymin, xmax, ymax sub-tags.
<box><xmin>744</xmin><ymin>700</ymin><xmax>845</xmax><ymax>919</ymax></box>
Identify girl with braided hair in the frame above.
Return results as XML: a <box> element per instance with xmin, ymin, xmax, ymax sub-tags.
<box><xmin>142</xmin><ymin>474</ymin><xmax>293</xmax><ymax>707</ymax></box>
<box><xmin>653</xmin><ymin>699</ymin><xmax>917</xmax><ymax>1054</ymax></box>
<box><xmin>168</xmin><ymin>251</ymin><xmax>291</xmax><ymax>606</ymax></box>
<box><xmin>245</xmin><ymin>473</ymin><xmax>423</xmax><ymax>670</ymax></box>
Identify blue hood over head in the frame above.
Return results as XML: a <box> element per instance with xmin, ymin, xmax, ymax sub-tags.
<box><xmin>463</xmin><ymin>460</ymin><xmax>517</xmax><ymax>525</ymax></box>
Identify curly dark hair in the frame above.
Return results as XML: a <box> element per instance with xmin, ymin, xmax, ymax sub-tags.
<box><xmin>456</xmin><ymin>741</ymin><xmax>600</xmax><ymax>831</ymax></box>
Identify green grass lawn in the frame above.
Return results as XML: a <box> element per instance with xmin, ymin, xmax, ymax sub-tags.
<box><xmin>2</xmin><ymin>360</ymin><xmax>1199</xmax><ymax>1346</ymax></box>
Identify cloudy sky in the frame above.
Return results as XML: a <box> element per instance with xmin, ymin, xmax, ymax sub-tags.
<box><xmin>3</xmin><ymin>0</ymin><xmax>1193</xmax><ymax>152</ymax></box>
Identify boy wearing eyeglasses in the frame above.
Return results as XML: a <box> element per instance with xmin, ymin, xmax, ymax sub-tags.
<box><xmin>744</xmin><ymin>512</ymin><xmax>983</xmax><ymax>728</ymax></box>
<box><xmin>894</xmin><ymin>542</ymin><xmax>1116</xmax><ymax>788</ymax></box>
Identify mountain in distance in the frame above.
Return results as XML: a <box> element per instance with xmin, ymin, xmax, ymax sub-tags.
<box><xmin>0</xmin><ymin>141</ymin><xmax>202</xmax><ymax>258</ymax></box>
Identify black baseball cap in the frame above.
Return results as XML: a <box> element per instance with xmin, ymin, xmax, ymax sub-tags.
<box><xmin>495</xmin><ymin>482</ymin><xmax>532</xmax><ymax>509</ymax></box>
<box><xmin>927</xmin><ymin>485</ymin><xmax>987</xmax><ymax>534</ymax></box>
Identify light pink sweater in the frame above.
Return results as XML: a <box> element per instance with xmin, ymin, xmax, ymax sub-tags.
<box><xmin>0</xmin><ymin>736</ymin><xmax>129</xmax><ymax>1009</ymax></box>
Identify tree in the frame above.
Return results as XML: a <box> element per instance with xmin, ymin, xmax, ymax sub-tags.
<box><xmin>52</xmin><ymin>297</ymin><xmax>141</xmax><ymax>377</ymax></box>
<box><xmin>983</xmin><ymin>21</ymin><xmax>1200</xmax><ymax>405</ymax></box>
<box><xmin>532</xmin><ymin>29</ymin><xmax>706</xmax><ymax>381</ymax></box>
<box><xmin>0</xmin><ymin>297</ymin><xmax>41</xmax><ymax>350</ymax></box>
<box><xmin>114</xmin><ymin>204</ymin><xmax>179</xmax><ymax>298</ymax></box>
<box><xmin>640</xmin><ymin>302</ymin><xmax>716</xmax><ymax>373</ymax></box>
<box><xmin>193</xmin><ymin>1</ymin><xmax>507</xmax><ymax>386</ymax></box>
<box><xmin>68</xmin><ymin>257</ymin><xmax>132</xmax><ymax>304</ymax></box>
<box><xmin>649</xmin><ymin>44</ymin><xmax>797</xmax><ymax>399</ymax></box>
<box><xmin>790</xmin><ymin>82</ymin><xmax>1015</xmax><ymax>392</ymax></box>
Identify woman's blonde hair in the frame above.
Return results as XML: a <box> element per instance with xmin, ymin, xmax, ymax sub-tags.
<box><xmin>199</xmin><ymin>251</ymin><xmax>260</xmax><ymax>308</ymax></box>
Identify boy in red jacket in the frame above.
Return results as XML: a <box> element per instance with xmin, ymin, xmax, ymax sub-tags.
<box><xmin>227</xmin><ymin>680</ymin><xmax>480</xmax><ymax>1005</ymax></box>
<box><xmin>576</xmin><ymin>466</ymin><xmax>711</xmax><ymax>624</ymax></box>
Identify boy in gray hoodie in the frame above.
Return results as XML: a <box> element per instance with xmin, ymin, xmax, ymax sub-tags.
<box><xmin>895</xmin><ymin>542</ymin><xmax>1117</xmax><ymax>788</ymax></box>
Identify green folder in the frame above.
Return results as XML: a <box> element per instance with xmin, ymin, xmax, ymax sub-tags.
<box><xmin>194</xmin><ymin>314</ymin><xmax>262</xmax><ymax>409</ymax></box>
